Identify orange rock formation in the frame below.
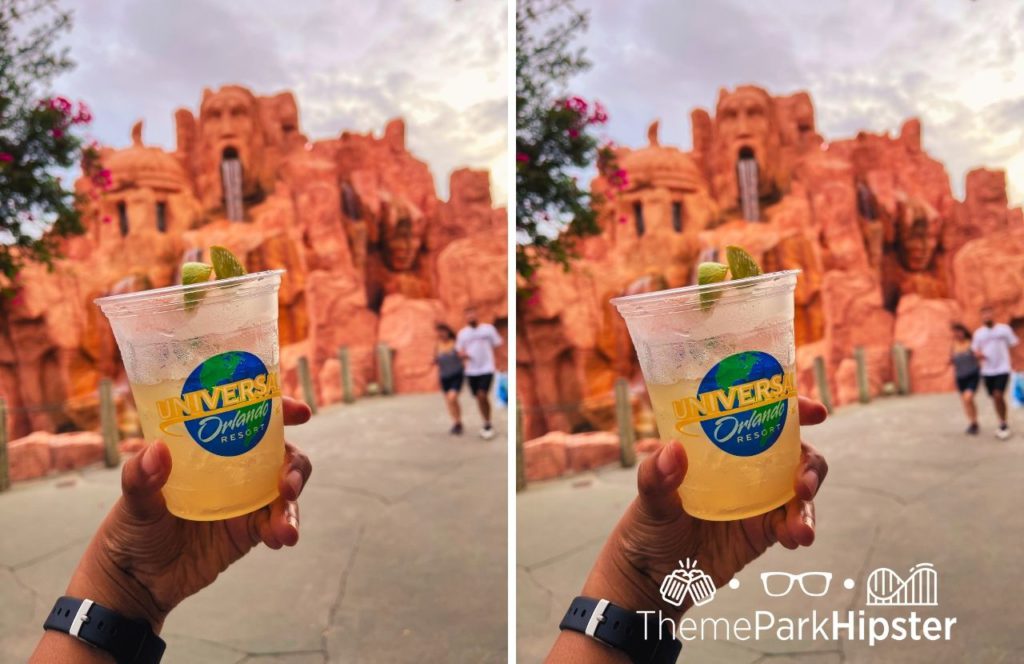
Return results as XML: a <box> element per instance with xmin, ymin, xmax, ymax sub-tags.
<box><xmin>519</xmin><ymin>85</ymin><xmax>1022</xmax><ymax>440</ymax></box>
<box><xmin>0</xmin><ymin>86</ymin><xmax>506</xmax><ymax>441</ymax></box>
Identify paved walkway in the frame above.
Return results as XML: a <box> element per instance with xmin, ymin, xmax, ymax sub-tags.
<box><xmin>0</xmin><ymin>393</ymin><xmax>507</xmax><ymax>664</ymax></box>
<box><xmin>517</xmin><ymin>392</ymin><xmax>1024</xmax><ymax>663</ymax></box>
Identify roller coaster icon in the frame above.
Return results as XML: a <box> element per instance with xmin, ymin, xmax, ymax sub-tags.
<box><xmin>866</xmin><ymin>562</ymin><xmax>938</xmax><ymax>607</ymax></box>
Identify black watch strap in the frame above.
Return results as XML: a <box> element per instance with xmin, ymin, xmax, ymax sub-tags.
<box><xmin>559</xmin><ymin>596</ymin><xmax>681</xmax><ymax>664</ymax></box>
<box><xmin>43</xmin><ymin>596</ymin><xmax>165</xmax><ymax>664</ymax></box>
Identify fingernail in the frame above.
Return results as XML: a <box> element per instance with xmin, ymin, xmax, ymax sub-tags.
<box><xmin>141</xmin><ymin>444</ymin><xmax>161</xmax><ymax>477</ymax></box>
<box><xmin>287</xmin><ymin>512</ymin><xmax>298</xmax><ymax>530</ymax></box>
<box><xmin>801</xmin><ymin>469</ymin><xmax>820</xmax><ymax>496</ymax></box>
<box><xmin>656</xmin><ymin>443</ymin><xmax>679</xmax><ymax>478</ymax></box>
<box><xmin>801</xmin><ymin>502</ymin><xmax>815</xmax><ymax>529</ymax></box>
<box><xmin>286</xmin><ymin>470</ymin><xmax>303</xmax><ymax>498</ymax></box>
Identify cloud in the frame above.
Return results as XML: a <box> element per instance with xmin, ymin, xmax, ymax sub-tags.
<box><xmin>571</xmin><ymin>0</ymin><xmax>1024</xmax><ymax>205</ymax></box>
<box><xmin>52</xmin><ymin>0</ymin><xmax>507</xmax><ymax>203</ymax></box>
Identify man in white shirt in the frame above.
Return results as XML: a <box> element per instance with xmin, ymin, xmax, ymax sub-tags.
<box><xmin>972</xmin><ymin>306</ymin><xmax>1019</xmax><ymax>439</ymax></box>
<box><xmin>456</xmin><ymin>307</ymin><xmax>503</xmax><ymax>439</ymax></box>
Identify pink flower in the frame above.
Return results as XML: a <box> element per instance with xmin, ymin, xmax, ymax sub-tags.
<box><xmin>563</xmin><ymin>96</ymin><xmax>588</xmax><ymax>114</ymax></box>
<box><xmin>0</xmin><ymin>152</ymin><xmax>12</xmax><ymax>163</ymax></box>
<box><xmin>568</xmin><ymin>127</ymin><xmax>580</xmax><ymax>139</ymax></box>
<box><xmin>92</xmin><ymin>167</ymin><xmax>113</xmax><ymax>191</ymax></box>
<box><xmin>51</xmin><ymin>128</ymin><xmax>64</xmax><ymax>139</ymax></box>
<box><xmin>589</xmin><ymin>101</ymin><xmax>608</xmax><ymax>125</ymax></box>
<box><xmin>102</xmin><ymin>215</ymin><xmax>112</xmax><ymax>224</ymax></box>
<box><xmin>516</xmin><ymin>152</ymin><xmax>530</xmax><ymax>163</ymax></box>
<box><xmin>73</xmin><ymin>101</ymin><xmax>92</xmax><ymax>124</ymax></box>
<box><xmin>48</xmin><ymin>96</ymin><xmax>73</xmax><ymax>114</ymax></box>
<box><xmin>618</xmin><ymin>215</ymin><xmax>627</xmax><ymax>224</ymax></box>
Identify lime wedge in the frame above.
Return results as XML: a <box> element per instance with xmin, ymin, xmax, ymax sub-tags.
<box><xmin>698</xmin><ymin>261</ymin><xmax>729</xmax><ymax>310</ymax></box>
<box><xmin>210</xmin><ymin>246</ymin><xmax>247</xmax><ymax>280</ymax></box>
<box><xmin>725</xmin><ymin>245</ymin><xmax>762</xmax><ymax>280</ymax></box>
<box><xmin>182</xmin><ymin>261</ymin><xmax>213</xmax><ymax>310</ymax></box>
<box><xmin>182</xmin><ymin>262</ymin><xmax>213</xmax><ymax>285</ymax></box>
<box><xmin>698</xmin><ymin>261</ymin><xmax>729</xmax><ymax>285</ymax></box>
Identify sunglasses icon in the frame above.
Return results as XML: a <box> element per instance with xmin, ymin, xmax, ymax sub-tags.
<box><xmin>760</xmin><ymin>572</ymin><xmax>832</xmax><ymax>597</ymax></box>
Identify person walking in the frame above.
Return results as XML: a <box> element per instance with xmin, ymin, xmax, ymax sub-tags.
<box><xmin>456</xmin><ymin>307</ymin><xmax>502</xmax><ymax>440</ymax></box>
<box><xmin>951</xmin><ymin>323</ymin><xmax>981</xmax><ymax>435</ymax></box>
<box><xmin>972</xmin><ymin>306</ymin><xmax>1019</xmax><ymax>440</ymax></box>
<box><xmin>435</xmin><ymin>323</ymin><xmax>465</xmax><ymax>435</ymax></box>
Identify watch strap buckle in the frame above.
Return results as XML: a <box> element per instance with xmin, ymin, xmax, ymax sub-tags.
<box><xmin>584</xmin><ymin>598</ymin><xmax>610</xmax><ymax>640</ymax></box>
<box><xmin>68</xmin><ymin>598</ymin><xmax>94</xmax><ymax>640</ymax></box>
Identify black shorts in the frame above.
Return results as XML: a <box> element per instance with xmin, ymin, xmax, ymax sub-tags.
<box><xmin>467</xmin><ymin>373</ymin><xmax>494</xmax><ymax>394</ymax></box>
<box><xmin>983</xmin><ymin>373</ymin><xmax>1010</xmax><ymax>395</ymax></box>
<box><xmin>956</xmin><ymin>372</ymin><xmax>980</xmax><ymax>393</ymax></box>
<box><xmin>440</xmin><ymin>372</ymin><xmax>464</xmax><ymax>393</ymax></box>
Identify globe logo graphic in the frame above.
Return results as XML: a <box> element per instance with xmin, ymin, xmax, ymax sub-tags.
<box><xmin>182</xmin><ymin>350</ymin><xmax>273</xmax><ymax>456</ymax></box>
<box><xmin>697</xmin><ymin>351</ymin><xmax>789</xmax><ymax>456</ymax></box>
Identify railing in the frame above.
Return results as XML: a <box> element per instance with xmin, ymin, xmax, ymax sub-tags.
<box><xmin>516</xmin><ymin>343</ymin><xmax>916</xmax><ymax>491</ymax></box>
<box><xmin>0</xmin><ymin>343</ymin><xmax>398</xmax><ymax>492</ymax></box>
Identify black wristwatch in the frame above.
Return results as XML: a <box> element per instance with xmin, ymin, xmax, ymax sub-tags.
<box><xmin>43</xmin><ymin>596</ymin><xmax>166</xmax><ymax>664</ymax></box>
<box><xmin>559</xmin><ymin>596</ymin><xmax>682</xmax><ymax>663</ymax></box>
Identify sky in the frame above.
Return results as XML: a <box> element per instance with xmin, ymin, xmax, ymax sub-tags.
<box><xmin>51</xmin><ymin>0</ymin><xmax>508</xmax><ymax>204</ymax></box>
<box><xmin>569</xmin><ymin>0</ymin><xmax>1024</xmax><ymax>205</ymax></box>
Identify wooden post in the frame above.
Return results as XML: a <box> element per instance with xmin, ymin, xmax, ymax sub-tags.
<box><xmin>614</xmin><ymin>377</ymin><xmax>636</xmax><ymax>468</ymax></box>
<box><xmin>296</xmin><ymin>356</ymin><xmax>318</xmax><ymax>414</ymax></box>
<box><xmin>892</xmin><ymin>343</ymin><xmax>911</xmax><ymax>395</ymax></box>
<box><xmin>813</xmin><ymin>356</ymin><xmax>833</xmax><ymax>413</ymax></box>
<box><xmin>377</xmin><ymin>343</ymin><xmax>394</xmax><ymax>396</ymax></box>
<box><xmin>338</xmin><ymin>347</ymin><xmax>355</xmax><ymax>404</ymax></box>
<box><xmin>854</xmin><ymin>346</ymin><xmax>870</xmax><ymax>404</ymax></box>
<box><xmin>516</xmin><ymin>403</ymin><xmax>526</xmax><ymax>492</ymax></box>
<box><xmin>0</xmin><ymin>398</ymin><xmax>9</xmax><ymax>492</ymax></box>
<box><xmin>99</xmin><ymin>378</ymin><xmax>120</xmax><ymax>468</ymax></box>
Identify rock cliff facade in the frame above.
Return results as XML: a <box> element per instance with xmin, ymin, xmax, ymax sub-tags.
<box><xmin>519</xmin><ymin>85</ymin><xmax>1022</xmax><ymax>440</ymax></box>
<box><xmin>0</xmin><ymin>85</ymin><xmax>506</xmax><ymax>439</ymax></box>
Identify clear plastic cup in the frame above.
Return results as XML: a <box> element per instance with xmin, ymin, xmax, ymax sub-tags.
<box><xmin>612</xmin><ymin>270</ymin><xmax>801</xmax><ymax>520</ymax></box>
<box><xmin>96</xmin><ymin>270</ymin><xmax>285</xmax><ymax>521</ymax></box>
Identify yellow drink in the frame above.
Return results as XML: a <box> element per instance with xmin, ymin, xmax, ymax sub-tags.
<box><xmin>131</xmin><ymin>370</ymin><xmax>284</xmax><ymax>521</ymax></box>
<box><xmin>613</xmin><ymin>270</ymin><xmax>801</xmax><ymax>521</ymax></box>
<box><xmin>96</xmin><ymin>270</ymin><xmax>286</xmax><ymax>521</ymax></box>
<box><xmin>648</xmin><ymin>374</ymin><xmax>800</xmax><ymax>520</ymax></box>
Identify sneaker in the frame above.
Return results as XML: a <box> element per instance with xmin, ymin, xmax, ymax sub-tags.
<box><xmin>966</xmin><ymin>423</ymin><xmax>979</xmax><ymax>435</ymax></box>
<box><xmin>996</xmin><ymin>423</ymin><xmax>1011</xmax><ymax>440</ymax></box>
<box><xmin>480</xmin><ymin>424</ymin><xmax>495</xmax><ymax>440</ymax></box>
<box><xmin>450</xmin><ymin>422</ymin><xmax>464</xmax><ymax>436</ymax></box>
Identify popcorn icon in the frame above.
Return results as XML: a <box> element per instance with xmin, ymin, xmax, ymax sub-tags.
<box><xmin>659</xmin><ymin>559</ymin><xmax>717</xmax><ymax>607</ymax></box>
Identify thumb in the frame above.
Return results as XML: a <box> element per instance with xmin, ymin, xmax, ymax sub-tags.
<box><xmin>120</xmin><ymin>442</ymin><xmax>172</xmax><ymax>521</ymax></box>
<box><xmin>636</xmin><ymin>441</ymin><xmax>688</xmax><ymax>521</ymax></box>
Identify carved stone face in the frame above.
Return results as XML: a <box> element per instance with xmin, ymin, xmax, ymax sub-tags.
<box><xmin>780</xmin><ymin>92</ymin><xmax>816</xmax><ymax>147</ymax></box>
<box><xmin>382</xmin><ymin>197</ymin><xmax>425</xmax><ymax>271</ymax></box>
<box><xmin>898</xmin><ymin>199</ymin><xmax>942</xmax><ymax>272</ymax></box>
<box><xmin>712</xmin><ymin>86</ymin><xmax>781</xmax><ymax>205</ymax></box>
<box><xmin>718</xmin><ymin>88</ymin><xmax>772</xmax><ymax>153</ymax></box>
<box><xmin>199</xmin><ymin>86</ymin><xmax>264</xmax><ymax>198</ymax></box>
